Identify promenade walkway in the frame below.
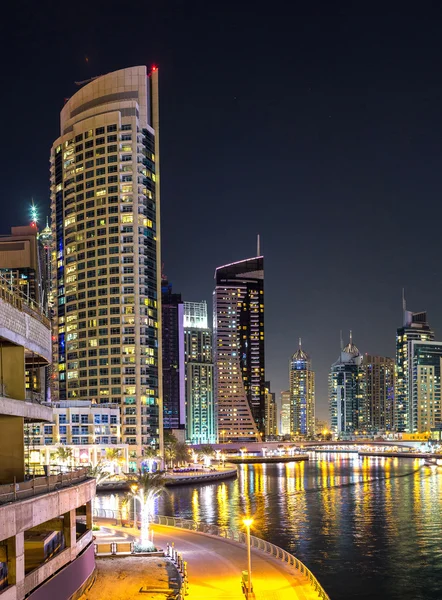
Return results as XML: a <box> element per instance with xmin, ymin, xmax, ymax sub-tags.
<box><xmin>94</xmin><ymin>519</ymin><xmax>322</xmax><ymax>599</ymax></box>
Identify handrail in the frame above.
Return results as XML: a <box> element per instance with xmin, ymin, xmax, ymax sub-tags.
<box><xmin>0</xmin><ymin>274</ymin><xmax>50</xmax><ymax>329</ymax></box>
<box><xmin>0</xmin><ymin>468</ymin><xmax>91</xmax><ymax>505</ymax></box>
<box><xmin>93</xmin><ymin>509</ymin><xmax>330</xmax><ymax>599</ymax></box>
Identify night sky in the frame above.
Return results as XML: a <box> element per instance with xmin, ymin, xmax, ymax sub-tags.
<box><xmin>4</xmin><ymin>4</ymin><xmax>442</xmax><ymax>419</ymax></box>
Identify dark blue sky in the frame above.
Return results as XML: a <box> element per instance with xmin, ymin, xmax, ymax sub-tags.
<box><xmin>3</xmin><ymin>4</ymin><xmax>442</xmax><ymax>419</ymax></box>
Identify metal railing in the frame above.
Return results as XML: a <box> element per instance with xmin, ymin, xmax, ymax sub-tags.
<box><xmin>0</xmin><ymin>273</ymin><xmax>50</xmax><ymax>328</ymax></box>
<box><xmin>0</xmin><ymin>467</ymin><xmax>92</xmax><ymax>505</ymax></box>
<box><xmin>93</xmin><ymin>509</ymin><xmax>329</xmax><ymax>599</ymax></box>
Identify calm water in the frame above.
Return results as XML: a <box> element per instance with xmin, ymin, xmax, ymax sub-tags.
<box><xmin>96</xmin><ymin>453</ymin><xmax>442</xmax><ymax>600</ymax></box>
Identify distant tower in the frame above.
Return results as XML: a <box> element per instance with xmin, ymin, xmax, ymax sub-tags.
<box><xmin>289</xmin><ymin>339</ymin><xmax>315</xmax><ymax>437</ymax></box>
<box><xmin>362</xmin><ymin>355</ymin><xmax>395</xmax><ymax>433</ymax></box>
<box><xmin>162</xmin><ymin>277</ymin><xmax>185</xmax><ymax>433</ymax></box>
<box><xmin>395</xmin><ymin>308</ymin><xmax>434</xmax><ymax>432</ymax></box>
<box><xmin>213</xmin><ymin>255</ymin><xmax>265</xmax><ymax>442</ymax></box>
<box><xmin>183</xmin><ymin>301</ymin><xmax>215</xmax><ymax>444</ymax></box>
<box><xmin>264</xmin><ymin>381</ymin><xmax>277</xmax><ymax>438</ymax></box>
<box><xmin>38</xmin><ymin>217</ymin><xmax>53</xmax><ymax>309</ymax></box>
<box><xmin>329</xmin><ymin>332</ymin><xmax>364</xmax><ymax>436</ymax></box>
<box><xmin>279</xmin><ymin>390</ymin><xmax>291</xmax><ymax>436</ymax></box>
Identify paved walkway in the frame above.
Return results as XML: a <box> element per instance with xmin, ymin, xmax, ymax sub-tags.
<box><xmin>94</xmin><ymin>519</ymin><xmax>322</xmax><ymax>599</ymax></box>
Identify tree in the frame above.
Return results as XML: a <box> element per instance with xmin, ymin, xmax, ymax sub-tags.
<box><xmin>87</xmin><ymin>461</ymin><xmax>111</xmax><ymax>486</ymax></box>
<box><xmin>198</xmin><ymin>444</ymin><xmax>215</xmax><ymax>466</ymax></box>
<box><xmin>129</xmin><ymin>471</ymin><xmax>167</xmax><ymax>548</ymax></box>
<box><xmin>164</xmin><ymin>444</ymin><xmax>177</xmax><ymax>469</ymax></box>
<box><xmin>142</xmin><ymin>447</ymin><xmax>161</xmax><ymax>472</ymax></box>
<box><xmin>105</xmin><ymin>448</ymin><xmax>124</xmax><ymax>473</ymax></box>
<box><xmin>174</xmin><ymin>442</ymin><xmax>191</xmax><ymax>466</ymax></box>
<box><xmin>53</xmin><ymin>446</ymin><xmax>74</xmax><ymax>468</ymax></box>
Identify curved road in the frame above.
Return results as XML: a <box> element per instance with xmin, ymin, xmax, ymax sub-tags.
<box><xmin>95</xmin><ymin>519</ymin><xmax>323</xmax><ymax>599</ymax></box>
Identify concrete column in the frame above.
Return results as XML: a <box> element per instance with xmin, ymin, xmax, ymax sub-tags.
<box><xmin>0</xmin><ymin>416</ymin><xmax>25</xmax><ymax>484</ymax></box>
<box><xmin>63</xmin><ymin>509</ymin><xmax>77</xmax><ymax>550</ymax></box>
<box><xmin>86</xmin><ymin>500</ymin><xmax>93</xmax><ymax>530</ymax></box>
<box><xmin>7</xmin><ymin>532</ymin><xmax>25</xmax><ymax>598</ymax></box>
<box><xmin>0</xmin><ymin>343</ymin><xmax>25</xmax><ymax>400</ymax></box>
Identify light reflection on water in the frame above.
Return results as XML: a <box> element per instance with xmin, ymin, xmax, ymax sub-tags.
<box><xmin>95</xmin><ymin>453</ymin><xmax>442</xmax><ymax>600</ymax></box>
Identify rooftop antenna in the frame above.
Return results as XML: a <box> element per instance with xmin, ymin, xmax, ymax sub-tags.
<box><xmin>299</xmin><ymin>337</ymin><xmax>302</xmax><ymax>349</ymax></box>
<box><xmin>257</xmin><ymin>234</ymin><xmax>261</xmax><ymax>256</ymax></box>
<box><xmin>349</xmin><ymin>330</ymin><xmax>353</xmax><ymax>345</ymax></box>
<box><xmin>340</xmin><ymin>330</ymin><xmax>343</xmax><ymax>350</ymax></box>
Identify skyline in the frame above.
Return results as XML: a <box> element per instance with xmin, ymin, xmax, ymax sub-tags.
<box><xmin>5</xmin><ymin>7</ymin><xmax>442</xmax><ymax>419</ymax></box>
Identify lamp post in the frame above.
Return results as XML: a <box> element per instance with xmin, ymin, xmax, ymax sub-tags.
<box><xmin>243</xmin><ymin>517</ymin><xmax>253</xmax><ymax>598</ymax></box>
<box><xmin>130</xmin><ymin>484</ymin><xmax>138</xmax><ymax>527</ymax></box>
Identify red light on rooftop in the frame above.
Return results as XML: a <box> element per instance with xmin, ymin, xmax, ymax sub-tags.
<box><xmin>152</xmin><ymin>65</ymin><xmax>157</xmax><ymax>72</ymax></box>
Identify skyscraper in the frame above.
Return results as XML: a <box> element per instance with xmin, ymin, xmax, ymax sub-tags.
<box><xmin>162</xmin><ymin>277</ymin><xmax>185</xmax><ymax>433</ymax></box>
<box><xmin>38</xmin><ymin>218</ymin><xmax>54</xmax><ymax>310</ymax></box>
<box><xmin>395</xmin><ymin>308</ymin><xmax>434</xmax><ymax>432</ymax></box>
<box><xmin>410</xmin><ymin>341</ymin><xmax>442</xmax><ymax>433</ymax></box>
<box><xmin>50</xmin><ymin>66</ymin><xmax>162</xmax><ymax>459</ymax></box>
<box><xmin>183</xmin><ymin>301</ymin><xmax>215</xmax><ymax>444</ymax></box>
<box><xmin>329</xmin><ymin>332</ymin><xmax>364</xmax><ymax>436</ymax></box>
<box><xmin>279</xmin><ymin>390</ymin><xmax>291</xmax><ymax>436</ymax></box>
<box><xmin>289</xmin><ymin>340</ymin><xmax>315</xmax><ymax>437</ymax></box>
<box><xmin>264</xmin><ymin>381</ymin><xmax>277</xmax><ymax>438</ymax></box>
<box><xmin>362</xmin><ymin>355</ymin><xmax>395</xmax><ymax>433</ymax></box>
<box><xmin>213</xmin><ymin>255</ymin><xmax>264</xmax><ymax>442</ymax></box>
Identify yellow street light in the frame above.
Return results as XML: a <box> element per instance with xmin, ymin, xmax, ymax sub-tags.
<box><xmin>242</xmin><ymin>517</ymin><xmax>254</xmax><ymax>597</ymax></box>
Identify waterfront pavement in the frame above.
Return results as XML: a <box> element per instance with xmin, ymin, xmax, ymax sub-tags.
<box><xmin>94</xmin><ymin>519</ymin><xmax>322</xmax><ymax>599</ymax></box>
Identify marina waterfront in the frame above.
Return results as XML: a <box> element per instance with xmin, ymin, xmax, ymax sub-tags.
<box><xmin>95</xmin><ymin>453</ymin><xmax>442</xmax><ymax>600</ymax></box>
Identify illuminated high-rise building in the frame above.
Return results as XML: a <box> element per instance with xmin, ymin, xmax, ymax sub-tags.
<box><xmin>395</xmin><ymin>306</ymin><xmax>434</xmax><ymax>432</ymax></box>
<box><xmin>279</xmin><ymin>390</ymin><xmax>291</xmax><ymax>436</ymax></box>
<box><xmin>162</xmin><ymin>277</ymin><xmax>185</xmax><ymax>432</ymax></box>
<box><xmin>213</xmin><ymin>255</ymin><xmax>265</xmax><ymax>442</ymax></box>
<box><xmin>410</xmin><ymin>341</ymin><xmax>442</xmax><ymax>433</ymax></box>
<box><xmin>362</xmin><ymin>355</ymin><xmax>395</xmax><ymax>432</ymax></box>
<box><xmin>289</xmin><ymin>340</ymin><xmax>315</xmax><ymax>437</ymax></box>
<box><xmin>264</xmin><ymin>381</ymin><xmax>277</xmax><ymax>438</ymax></box>
<box><xmin>50</xmin><ymin>66</ymin><xmax>162</xmax><ymax>462</ymax></box>
<box><xmin>38</xmin><ymin>217</ymin><xmax>54</xmax><ymax>309</ymax></box>
<box><xmin>329</xmin><ymin>332</ymin><xmax>364</xmax><ymax>436</ymax></box>
<box><xmin>183</xmin><ymin>301</ymin><xmax>215</xmax><ymax>444</ymax></box>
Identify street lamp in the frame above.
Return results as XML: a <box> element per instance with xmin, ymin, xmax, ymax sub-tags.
<box><xmin>243</xmin><ymin>517</ymin><xmax>254</xmax><ymax>598</ymax></box>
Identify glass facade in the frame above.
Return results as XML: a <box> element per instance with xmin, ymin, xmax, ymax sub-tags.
<box><xmin>50</xmin><ymin>67</ymin><xmax>162</xmax><ymax>454</ymax></box>
<box><xmin>395</xmin><ymin>311</ymin><xmax>434</xmax><ymax>432</ymax></box>
<box><xmin>213</xmin><ymin>256</ymin><xmax>264</xmax><ymax>442</ymax></box>
<box><xmin>184</xmin><ymin>301</ymin><xmax>215</xmax><ymax>444</ymax></box>
<box><xmin>289</xmin><ymin>343</ymin><xmax>315</xmax><ymax>437</ymax></box>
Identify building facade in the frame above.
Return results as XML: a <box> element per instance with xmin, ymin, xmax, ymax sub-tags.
<box><xmin>395</xmin><ymin>310</ymin><xmax>434</xmax><ymax>432</ymax></box>
<box><xmin>213</xmin><ymin>256</ymin><xmax>265</xmax><ymax>442</ymax></box>
<box><xmin>279</xmin><ymin>390</ymin><xmax>291</xmax><ymax>436</ymax></box>
<box><xmin>289</xmin><ymin>340</ymin><xmax>315</xmax><ymax>437</ymax></box>
<box><xmin>183</xmin><ymin>301</ymin><xmax>215</xmax><ymax>444</ymax></box>
<box><xmin>50</xmin><ymin>66</ymin><xmax>162</xmax><ymax>455</ymax></box>
<box><xmin>362</xmin><ymin>355</ymin><xmax>395</xmax><ymax>433</ymax></box>
<box><xmin>161</xmin><ymin>278</ymin><xmax>185</xmax><ymax>432</ymax></box>
<box><xmin>0</xmin><ymin>273</ymin><xmax>95</xmax><ymax>600</ymax></box>
<box><xmin>410</xmin><ymin>341</ymin><xmax>442</xmax><ymax>433</ymax></box>
<box><xmin>329</xmin><ymin>333</ymin><xmax>364</xmax><ymax>436</ymax></box>
<box><xmin>264</xmin><ymin>381</ymin><xmax>277</xmax><ymax>438</ymax></box>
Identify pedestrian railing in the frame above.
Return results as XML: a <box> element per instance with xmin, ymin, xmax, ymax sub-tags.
<box><xmin>0</xmin><ymin>468</ymin><xmax>91</xmax><ymax>505</ymax></box>
<box><xmin>92</xmin><ymin>508</ymin><xmax>330</xmax><ymax>599</ymax></box>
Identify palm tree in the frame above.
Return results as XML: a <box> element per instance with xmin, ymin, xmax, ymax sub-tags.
<box><xmin>105</xmin><ymin>448</ymin><xmax>123</xmax><ymax>474</ymax></box>
<box><xmin>198</xmin><ymin>444</ymin><xmax>215</xmax><ymax>466</ymax></box>
<box><xmin>129</xmin><ymin>471</ymin><xmax>167</xmax><ymax>548</ymax></box>
<box><xmin>164</xmin><ymin>444</ymin><xmax>176</xmax><ymax>469</ymax></box>
<box><xmin>54</xmin><ymin>446</ymin><xmax>74</xmax><ymax>469</ymax></box>
<box><xmin>174</xmin><ymin>442</ymin><xmax>191</xmax><ymax>466</ymax></box>
<box><xmin>87</xmin><ymin>461</ymin><xmax>111</xmax><ymax>486</ymax></box>
<box><xmin>142</xmin><ymin>447</ymin><xmax>161</xmax><ymax>472</ymax></box>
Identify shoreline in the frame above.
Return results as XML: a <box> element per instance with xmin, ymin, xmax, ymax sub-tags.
<box><xmin>97</xmin><ymin>466</ymin><xmax>238</xmax><ymax>492</ymax></box>
<box><xmin>225</xmin><ymin>454</ymin><xmax>309</xmax><ymax>464</ymax></box>
<box><xmin>358</xmin><ymin>451</ymin><xmax>441</xmax><ymax>460</ymax></box>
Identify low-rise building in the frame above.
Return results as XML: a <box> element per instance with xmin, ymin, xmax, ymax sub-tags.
<box><xmin>24</xmin><ymin>401</ymin><xmax>130</xmax><ymax>472</ymax></box>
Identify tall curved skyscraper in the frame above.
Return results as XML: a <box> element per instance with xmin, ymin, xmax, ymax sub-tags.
<box><xmin>289</xmin><ymin>340</ymin><xmax>315</xmax><ymax>437</ymax></box>
<box><xmin>213</xmin><ymin>256</ymin><xmax>265</xmax><ymax>442</ymax></box>
<box><xmin>50</xmin><ymin>66</ymin><xmax>162</xmax><ymax>461</ymax></box>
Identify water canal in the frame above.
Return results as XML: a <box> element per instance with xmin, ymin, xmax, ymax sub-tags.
<box><xmin>96</xmin><ymin>453</ymin><xmax>442</xmax><ymax>599</ymax></box>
